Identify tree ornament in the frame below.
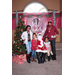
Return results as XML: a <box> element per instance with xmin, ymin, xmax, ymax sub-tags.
<box><xmin>21</xmin><ymin>29</ymin><xmax>23</xmax><ymax>32</ymax></box>
<box><xmin>14</xmin><ymin>41</ymin><xmax>15</xmax><ymax>43</ymax></box>
<box><xmin>23</xmin><ymin>21</ymin><xmax>25</xmax><ymax>25</ymax></box>
<box><xmin>19</xmin><ymin>16</ymin><xmax>21</xmax><ymax>18</ymax></box>
<box><xmin>18</xmin><ymin>40</ymin><xmax>19</xmax><ymax>42</ymax></box>
<box><xmin>19</xmin><ymin>42</ymin><xmax>21</xmax><ymax>45</ymax></box>
<box><xmin>23</xmin><ymin>23</ymin><xmax>25</xmax><ymax>25</ymax></box>
<box><xmin>16</xmin><ymin>45</ymin><xmax>17</xmax><ymax>46</ymax></box>
<box><xmin>19</xmin><ymin>23</ymin><xmax>21</xmax><ymax>26</ymax></box>
<box><xmin>20</xmin><ymin>50</ymin><xmax>21</xmax><ymax>52</ymax></box>
<box><xmin>18</xmin><ymin>47</ymin><xmax>19</xmax><ymax>49</ymax></box>
<box><xmin>20</xmin><ymin>39</ymin><xmax>22</xmax><ymax>41</ymax></box>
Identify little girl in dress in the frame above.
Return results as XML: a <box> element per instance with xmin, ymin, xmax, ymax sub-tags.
<box><xmin>44</xmin><ymin>37</ymin><xmax>53</xmax><ymax>61</ymax></box>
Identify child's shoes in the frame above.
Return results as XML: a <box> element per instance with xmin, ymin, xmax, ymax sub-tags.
<box><xmin>33</xmin><ymin>58</ymin><xmax>37</xmax><ymax>62</ymax></box>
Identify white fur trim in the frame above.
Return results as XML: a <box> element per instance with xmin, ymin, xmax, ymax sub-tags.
<box><xmin>36</xmin><ymin>49</ymin><xmax>47</xmax><ymax>53</ymax></box>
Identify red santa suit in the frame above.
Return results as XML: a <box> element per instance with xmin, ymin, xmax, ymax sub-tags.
<box><xmin>36</xmin><ymin>32</ymin><xmax>47</xmax><ymax>53</ymax></box>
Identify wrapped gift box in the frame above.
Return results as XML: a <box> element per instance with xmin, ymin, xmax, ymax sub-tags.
<box><xmin>22</xmin><ymin>58</ymin><xmax>26</xmax><ymax>61</ymax></box>
<box><xmin>12</xmin><ymin>54</ymin><xmax>27</xmax><ymax>64</ymax></box>
<box><xmin>18</xmin><ymin>60</ymin><xmax>23</xmax><ymax>64</ymax></box>
<box><xmin>18</xmin><ymin>55</ymin><xmax>23</xmax><ymax>59</ymax></box>
<box><xmin>12</xmin><ymin>57</ymin><xmax>17</xmax><ymax>62</ymax></box>
<box><xmin>15</xmin><ymin>59</ymin><xmax>20</xmax><ymax>63</ymax></box>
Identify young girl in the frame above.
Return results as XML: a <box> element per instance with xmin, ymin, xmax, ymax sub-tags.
<box><xmin>44</xmin><ymin>37</ymin><xmax>53</xmax><ymax>61</ymax></box>
<box><xmin>31</xmin><ymin>33</ymin><xmax>37</xmax><ymax>62</ymax></box>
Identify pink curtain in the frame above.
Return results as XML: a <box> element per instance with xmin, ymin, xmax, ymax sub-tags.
<box><xmin>46</xmin><ymin>13</ymin><xmax>53</xmax><ymax>25</ymax></box>
<box><xmin>60</xmin><ymin>11</ymin><xmax>62</xmax><ymax>28</ymax></box>
<box><xmin>55</xmin><ymin>12</ymin><xmax>62</xmax><ymax>28</ymax></box>
<box><xmin>12</xmin><ymin>14</ymin><xmax>16</xmax><ymax>30</ymax></box>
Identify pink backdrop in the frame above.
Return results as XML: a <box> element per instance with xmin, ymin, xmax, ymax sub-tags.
<box><xmin>55</xmin><ymin>12</ymin><xmax>62</xmax><ymax>28</ymax></box>
<box><xmin>12</xmin><ymin>12</ymin><xmax>62</xmax><ymax>30</ymax></box>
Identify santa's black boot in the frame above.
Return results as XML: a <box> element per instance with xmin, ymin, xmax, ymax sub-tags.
<box><xmin>37</xmin><ymin>52</ymin><xmax>41</xmax><ymax>64</ymax></box>
<box><xmin>44</xmin><ymin>53</ymin><xmax>46</xmax><ymax>62</ymax></box>
<box><xmin>41</xmin><ymin>53</ymin><xmax>44</xmax><ymax>63</ymax></box>
<box><xmin>38</xmin><ymin>55</ymin><xmax>41</xmax><ymax>64</ymax></box>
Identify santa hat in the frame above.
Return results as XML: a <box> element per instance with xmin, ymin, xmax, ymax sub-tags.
<box><xmin>48</xmin><ymin>20</ymin><xmax>52</xmax><ymax>23</ymax></box>
<box><xmin>37</xmin><ymin>32</ymin><xmax>41</xmax><ymax>35</ymax></box>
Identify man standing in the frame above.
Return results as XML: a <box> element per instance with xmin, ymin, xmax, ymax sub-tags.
<box><xmin>43</xmin><ymin>20</ymin><xmax>59</xmax><ymax>60</ymax></box>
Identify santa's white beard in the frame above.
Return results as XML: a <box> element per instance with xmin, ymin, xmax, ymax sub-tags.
<box><xmin>37</xmin><ymin>35</ymin><xmax>43</xmax><ymax>47</ymax></box>
<box><xmin>37</xmin><ymin>36</ymin><xmax>42</xmax><ymax>41</ymax></box>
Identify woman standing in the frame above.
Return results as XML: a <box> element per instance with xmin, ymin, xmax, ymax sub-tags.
<box><xmin>21</xmin><ymin>25</ymin><xmax>33</xmax><ymax>63</ymax></box>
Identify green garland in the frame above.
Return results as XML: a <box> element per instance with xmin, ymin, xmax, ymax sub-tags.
<box><xmin>45</xmin><ymin>13</ymin><xmax>53</xmax><ymax>17</ymax></box>
<box><xmin>27</xmin><ymin>14</ymin><xmax>34</xmax><ymax>18</ymax></box>
<box><xmin>61</xmin><ymin>12</ymin><xmax>62</xmax><ymax>16</ymax></box>
<box><xmin>55</xmin><ymin>13</ymin><xmax>60</xmax><ymax>18</ymax></box>
<box><xmin>12</xmin><ymin>14</ymin><xmax>16</xmax><ymax>19</ymax></box>
<box><xmin>18</xmin><ymin>14</ymin><xmax>25</xmax><ymax>18</ymax></box>
<box><xmin>36</xmin><ymin>14</ymin><xmax>43</xmax><ymax>18</ymax></box>
<box><xmin>12</xmin><ymin>12</ymin><xmax>62</xmax><ymax>19</ymax></box>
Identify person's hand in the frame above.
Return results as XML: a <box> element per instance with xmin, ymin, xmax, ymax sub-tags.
<box><xmin>43</xmin><ymin>46</ymin><xmax>44</xmax><ymax>49</ymax></box>
<box><xmin>54</xmin><ymin>34</ymin><xmax>58</xmax><ymax>38</ymax></box>
<box><xmin>24</xmin><ymin>39</ymin><xmax>25</xmax><ymax>41</ymax></box>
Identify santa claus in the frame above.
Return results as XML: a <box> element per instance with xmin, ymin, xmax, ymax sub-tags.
<box><xmin>36</xmin><ymin>32</ymin><xmax>47</xmax><ymax>64</ymax></box>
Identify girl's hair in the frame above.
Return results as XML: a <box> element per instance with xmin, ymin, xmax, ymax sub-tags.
<box><xmin>33</xmin><ymin>33</ymin><xmax>36</xmax><ymax>36</ymax></box>
<box><xmin>26</xmin><ymin>25</ymin><xmax>31</xmax><ymax>30</ymax></box>
<box><xmin>44</xmin><ymin>37</ymin><xmax>49</xmax><ymax>41</ymax></box>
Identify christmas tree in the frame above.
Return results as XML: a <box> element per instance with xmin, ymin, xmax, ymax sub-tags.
<box><xmin>12</xmin><ymin>17</ymin><xmax>26</xmax><ymax>55</ymax></box>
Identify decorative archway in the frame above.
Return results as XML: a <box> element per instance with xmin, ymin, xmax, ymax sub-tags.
<box><xmin>23</xmin><ymin>1</ymin><xmax>48</xmax><ymax>13</ymax></box>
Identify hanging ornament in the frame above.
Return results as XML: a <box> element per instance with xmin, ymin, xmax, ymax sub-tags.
<box><xmin>20</xmin><ymin>50</ymin><xmax>21</xmax><ymax>52</ymax></box>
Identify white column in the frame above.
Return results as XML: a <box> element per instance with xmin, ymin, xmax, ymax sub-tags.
<box><xmin>53</xmin><ymin>10</ymin><xmax>55</xmax><ymax>26</ymax></box>
<box><xmin>16</xmin><ymin>11</ymin><xmax>18</xmax><ymax>26</ymax></box>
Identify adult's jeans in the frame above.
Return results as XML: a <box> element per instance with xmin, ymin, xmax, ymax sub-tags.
<box><xmin>26</xmin><ymin>41</ymin><xmax>31</xmax><ymax>54</ymax></box>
